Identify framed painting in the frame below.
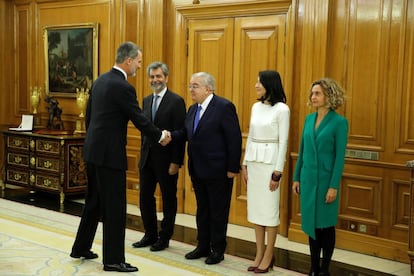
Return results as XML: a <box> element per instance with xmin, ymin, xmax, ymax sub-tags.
<box><xmin>43</xmin><ymin>23</ymin><xmax>99</xmax><ymax>97</ymax></box>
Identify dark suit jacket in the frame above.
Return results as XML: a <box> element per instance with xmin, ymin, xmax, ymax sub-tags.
<box><xmin>173</xmin><ymin>94</ymin><xmax>242</xmax><ymax>179</ymax></box>
<box><xmin>139</xmin><ymin>89</ymin><xmax>186</xmax><ymax>169</ymax></box>
<box><xmin>83</xmin><ymin>68</ymin><xmax>162</xmax><ymax>170</ymax></box>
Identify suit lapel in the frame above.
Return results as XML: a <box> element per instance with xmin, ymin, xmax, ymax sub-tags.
<box><xmin>193</xmin><ymin>95</ymin><xmax>216</xmax><ymax>134</ymax></box>
<box><xmin>151</xmin><ymin>90</ymin><xmax>170</xmax><ymax>122</ymax></box>
<box><xmin>143</xmin><ymin>96</ymin><xmax>152</xmax><ymax>119</ymax></box>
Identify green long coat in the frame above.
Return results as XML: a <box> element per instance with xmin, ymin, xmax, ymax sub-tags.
<box><xmin>293</xmin><ymin>110</ymin><xmax>348</xmax><ymax>239</ymax></box>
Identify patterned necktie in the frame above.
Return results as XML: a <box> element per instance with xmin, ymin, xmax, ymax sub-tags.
<box><xmin>193</xmin><ymin>105</ymin><xmax>202</xmax><ymax>133</ymax></box>
<box><xmin>152</xmin><ymin>95</ymin><xmax>159</xmax><ymax>121</ymax></box>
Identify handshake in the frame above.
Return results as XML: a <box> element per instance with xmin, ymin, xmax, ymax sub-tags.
<box><xmin>160</xmin><ymin>130</ymin><xmax>172</xmax><ymax>146</ymax></box>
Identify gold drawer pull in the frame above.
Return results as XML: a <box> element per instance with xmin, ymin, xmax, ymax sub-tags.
<box><xmin>30</xmin><ymin>140</ymin><xmax>35</xmax><ymax>149</ymax></box>
<box><xmin>30</xmin><ymin>157</ymin><xmax>36</xmax><ymax>166</ymax></box>
<box><xmin>14</xmin><ymin>174</ymin><xmax>22</xmax><ymax>181</ymax></box>
<box><xmin>43</xmin><ymin>143</ymin><xmax>52</xmax><ymax>151</ymax></box>
<box><xmin>14</xmin><ymin>156</ymin><xmax>22</xmax><ymax>164</ymax></box>
<box><xmin>43</xmin><ymin>179</ymin><xmax>52</xmax><ymax>186</ymax></box>
<box><xmin>30</xmin><ymin>174</ymin><xmax>35</xmax><ymax>184</ymax></box>
<box><xmin>13</xmin><ymin>139</ymin><xmax>23</xmax><ymax>146</ymax></box>
<box><xmin>43</xmin><ymin>160</ymin><xmax>52</xmax><ymax>168</ymax></box>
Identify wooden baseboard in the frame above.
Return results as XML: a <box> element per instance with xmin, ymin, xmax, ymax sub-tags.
<box><xmin>288</xmin><ymin>224</ymin><xmax>410</xmax><ymax>263</ymax></box>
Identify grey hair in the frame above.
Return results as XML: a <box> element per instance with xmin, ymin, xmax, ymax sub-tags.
<box><xmin>146</xmin><ymin>61</ymin><xmax>169</xmax><ymax>77</ymax></box>
<box><xmin>192</xmin><ymin>72</ymin><xmax>215</xmax><ymax>91</ymax></box>
<box><xmin>115</xmin><ymin>42</ymin><xmax>142</xmax><ymax>64</ymax></box>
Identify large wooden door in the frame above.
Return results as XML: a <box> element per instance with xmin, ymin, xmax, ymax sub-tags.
<box><xmin>185</xmin><ymin>15</ymin><xmax>287</xmax><ymax>227</ymax></box>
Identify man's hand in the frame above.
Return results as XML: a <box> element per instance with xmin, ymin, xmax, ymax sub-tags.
<box><xmin>227</xmin><ymin>171</ymin><xmax>237</xmax><ymax>178</ymax></box>
<box><xmin>160</xmin><ymin>130</ymin><xmax>171</xmax><ymax>146</ymax></box>
<box><xmin>168</xmin><ymin>163</ymin><xmax>179</xmax><ymax>175</ymax></box>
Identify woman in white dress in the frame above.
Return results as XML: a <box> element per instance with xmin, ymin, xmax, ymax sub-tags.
<box><xmin>242</xmin><ymin>70</ymin><xmax>290</xmax><ymax>273</ymax></box>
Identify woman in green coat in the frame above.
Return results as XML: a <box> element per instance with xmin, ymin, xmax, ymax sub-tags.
<box><xmin>292</xmin><ymin>78</ymin><xmax>348</xmax><ymax>276</ymax></box>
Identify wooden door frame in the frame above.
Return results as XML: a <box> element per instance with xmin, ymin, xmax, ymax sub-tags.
<box><xmin>166</xmin><ymin>0</ymin><xmax>296</xmax><ymax>236</ymax></box>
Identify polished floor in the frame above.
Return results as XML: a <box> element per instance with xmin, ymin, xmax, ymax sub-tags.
<box><xmin>1</xmin><ymin>186</ymin><xmax>411</xmax><ymax>276</ymax></box>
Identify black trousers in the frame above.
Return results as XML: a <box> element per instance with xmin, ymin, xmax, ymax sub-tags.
<box><xmin>72</xmin><ymin>163</ymin><xmax>127</xmax><ymax>265</ymax></box>
<box><xmin>191</xmin><ymin>175</ymin><xmax>234</xmax><ymax>254</ymax></box>
<box><xmin>139</xmin><ymin>157</ymin><xmax>178</xmax><ymax>241</ymax></box>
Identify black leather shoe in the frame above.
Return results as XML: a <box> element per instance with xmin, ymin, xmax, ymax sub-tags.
<box><xmin>185</xmin><ymin>247</ymin><xmax>211</xmax><ymax>260</ymax></box>
<box><xmin>132</xmin><ymin>236</ymin><xmax>157</xmax><ymax>248</ymax></box>
<box><xmin>205</xmin><ymin>252</ymin><xmax>224</xmax><ymax>265</ymax></box>
<box><xmin>103</xmin><ymin>262</ymin><xmax>138</xmax><ymax>272</ymax></box>
<box><xmin>70</xmin><ymin>250</ymin><xmax>98</xmax><ymax>259</ymax></box>
<box><xmin>150</xmin><ymin>239</ymin><xmax>169</xmax><ymax>251</ymax></box>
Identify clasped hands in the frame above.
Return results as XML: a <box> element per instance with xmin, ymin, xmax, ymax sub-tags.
<box><xmin>160</xmin><ymin>130</ymin><xmax>172</xmax><ymax>146</ymax></box>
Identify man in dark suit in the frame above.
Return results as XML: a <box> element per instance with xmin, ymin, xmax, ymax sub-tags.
<box><xmin>132</xmin><ymin>62</ymin><xmax>186</xmax><ymax>251</ymax></box>
<box><xmin>70</xmin><ymin>42</ymin><xmax>171</xmax><ymax>273</ymax></box>
<box><xmin>172</xmin><ymin>72</ymin><xmax>242</xmax><ymax>265</ymax></box>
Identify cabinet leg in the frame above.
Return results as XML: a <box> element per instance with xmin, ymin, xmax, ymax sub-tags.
<box><xmin>0</xmin><ymin>179</ymin><xmax>4</xmax><ymax>190</ymax></box>
<box><xmin>60</xmin><ymin>192</ymin><xmax>65</xmax><ymax>204</ymax></box>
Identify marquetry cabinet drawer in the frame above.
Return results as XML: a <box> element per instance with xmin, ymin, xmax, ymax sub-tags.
<box><xmin>7</xmin><ymin>152</ymin><xmax>30</xmax><ymax>167</ymax></box>
<box><xmin>34</xmin><ymin>174</ymin><xmax>60</xmax><ymax>191</ymax></box>
<box><xmin>6</xmin><ymin>168</ymin><xmax>30</xmax><ymax>186</ymax></box>
<box><xmin>7</xmin><ymin>136</ymin><xmax>30</xmax><ymax>151</ymax></box>
<box><xmin>36</xmin><ymin>139</ymin><xmax>61</xmax><ymax>156</ymax></box>
<box><xmin>36</xmin><ymin>156</ymin><xmax>60</xmax><ymax>173</ymax></box>
<box><xmin>1</xmin><ymin>130</ymin><xmax>87</xmax><ymax>204</ymax></box>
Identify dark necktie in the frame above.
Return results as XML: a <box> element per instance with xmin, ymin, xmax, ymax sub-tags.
<box><xmin>152</xmin><ymin>95</ymin><xmax>160</xmax><ymax>121</ymax></box>
<box><xmin>193</xmin><ymin>105</ymin><xmax>202</xmax><ymax>133</ymax></box>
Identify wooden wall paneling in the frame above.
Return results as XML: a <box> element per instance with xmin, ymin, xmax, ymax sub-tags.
<box><xmin>14</xmin><ymin>4</ymin><xmax>31</xmax><ymax>119</ymax></box>
<box><xmin>339</xmin><ymin>171</ymin><xmax>382</xmax><ymax>232</ymax></box>
<box><xmin>0</xmin><ymin>0</ymin><xmax>13</xmax><ymax>188</ymax></box>
<box><xmin>288</xmin><ymin>0</ymin><xmax>412</xmax><ymax>263</ymax></box>
<box><xmin>36</xmin><ymin>0</ymin><xmax>113</xmax><ymax>127</ymax></box>
<box><xmin>185</xmin><ymin>17</ymin><xmax>234</xmax><ymax>214</ymax></box>
<box><xmin>288</xmin><ymin>0</ymin><xmax>330</xmax><ymax>241</ymax></box>
<box><xmin>344</xmin><ymin>0</ymin><xmax>387</xmax><ymax>151</ymax></box>
<box><xmin>407</xmin><ymin>161</ymin><xmax>414</xmax><ymax>273</ymax></box>
<box><xmin>173</xmin><ymin>0</ymin><xmax>292</xmax><ymax>227</ymax></box>
<box><xmin>391</xmin><ymin>177</ymin><xmax>410</xmax><ymax>238</ymax></box>
<box><xmin>232</xmin><ymin>14</ymin><xmax>286</xmax><ymax>226</ymax></box>
<box><xmin>394</xmin><ymin>0</ymin><xmax>414</xmax><ymax>157</ymax></box>
<box><xmin>187</xmin><ymin>18</ymin><xmax>234</xmax><ymax>100</ymax></box>
<box><xmin>297</xmin><ymin>0</ymin><xmax>329</xmax><ymax>123</ymax></box>
<box><xmin>0</xmin><ymin>1</ymin><xmax>14</xmax><ymax>125</ymax></box>
<box><xmin>124</xmin><ymin>0</ymin><xmax>142</xmax><ymax>206</ymax></box>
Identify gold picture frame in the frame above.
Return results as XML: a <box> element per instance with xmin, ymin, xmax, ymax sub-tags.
<box><xmin>43</xmin><ymin>23</ymin><xmax>98</xmax><ymax>98</ymax></box>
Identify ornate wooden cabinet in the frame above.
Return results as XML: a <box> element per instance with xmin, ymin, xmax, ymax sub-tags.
<box><xmin>1</xmin><ymin>130</ymin><xmax>87</xmax><ymax>203</ymax></box>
